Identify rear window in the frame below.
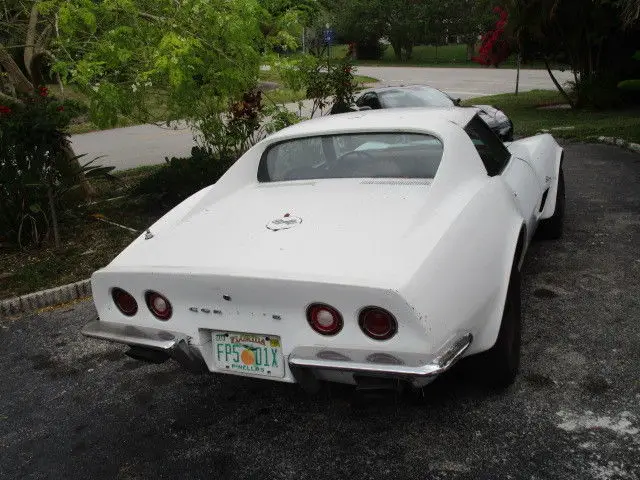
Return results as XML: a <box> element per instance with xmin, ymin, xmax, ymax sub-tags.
<box><xmin>257</xmin><ymin>133</ymin><xmax>444</xmax><ymax>182</ymax></box>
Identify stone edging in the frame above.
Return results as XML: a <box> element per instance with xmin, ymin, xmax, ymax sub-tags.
<box><xmin>0</xmin><ymin>279</ymin><xmax>92</xmax><ymax>318</ymax></box>
<box><xmin>595</xmin><ymin>136</ymin><xmax>640</xmax><ymax>154</ymax></box>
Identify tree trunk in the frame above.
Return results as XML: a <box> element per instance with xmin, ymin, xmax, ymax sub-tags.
<box><xmin>47</xmin><ymin>185</ymin><xmax>61</xmax><ymax>248</ymax></box>
<box><xmin>24</xmin><ymin>3</ymin><xmax>39</xmax><ymax>79</ymax></box>
<box><xmin>391</xmin><ymin>40</ymin><xmax>402</xmax><ymax>60</ymax></box>
<box><xmin>515</xmin><ymin>54</ymin><xmax>521</xmax><ymax>95</ymax></box>
<box><xmin>404</xmin><ymin>43</ymin><xmax>413</xmax><ymax>61</ymax></box>
<box><xmin>545</xmin><ymin>58</ymin><xmax>574</xmax><ymax>107</ymax></box>
<box><xmin>0</xmin><ymin>44</ymin><xmax>34</xmax><ymax>93</ymax></box>
<box><xmin>466</xmin><ymin>42</ymin><xmax>476</xmax><ymax>61</ymax></box>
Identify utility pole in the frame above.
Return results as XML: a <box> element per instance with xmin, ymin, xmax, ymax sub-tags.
<box><xmin>515</xmin><ymin>53</ymin><xmax>521</xmax><ymax>95</ymax></box>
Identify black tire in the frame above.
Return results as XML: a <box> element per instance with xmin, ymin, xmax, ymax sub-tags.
<box><xmin>537</xmin><ymin>166</ymin><xmax>565</xmax><ymax>240</ymax></box>
<box><xmin>476</xmin><ymin>268</ymin><xmax>522</xmax><ymax>388</ymax></box>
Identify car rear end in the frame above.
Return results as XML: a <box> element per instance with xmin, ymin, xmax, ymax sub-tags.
<box><xmin>85</xmin><ymin>267</ymin><xmax>472</xmax><ymax>390</ymax></box>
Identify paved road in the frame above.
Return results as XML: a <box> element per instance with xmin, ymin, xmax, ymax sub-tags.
<box><xmin>70</xmin><ymin>66</ymin><xmax>573</xmax><ymax>171</ymax></box>
<box><xmin>355</xmin><ymin>65</ymin><xmax>572</xmax><ymax>99</ymax></box>
<box><xmin>1</xmin><ymin>143</ymin><xmax>639</xmax><ymax>480</ymax></box>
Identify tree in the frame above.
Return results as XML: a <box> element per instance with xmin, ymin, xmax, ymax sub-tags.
<box><xmin>473</xmin><ymin>6</ymin><xmax>511</xmax><ymax>67</ymax></box>
<box><xmin>504</xmin><ymin>0</ymin><xmax>640</xmax><ymax>107</ymax></box>
<box><xmin>0</xmin><ymin>0</ymin><xmax>94</xmax><ymax>197</ymax></box>
<box><xmin>323</xmin><ymin>0</ymin><xmax>387</xmax><ymax>59</ymax></box>
<box><xmin>445</xmin><ymin>0</ymin><xmax>496</xmax><ymax>60</ymax></box>
<box><xmin>386</xmin><ymin>0</ymin><xmax>431</xmax><ymax>61</ymax></box>
<box><xmin>621</xmin><ymin>0</ymin><xmax>640</xmax><ymax>27</ymax></box>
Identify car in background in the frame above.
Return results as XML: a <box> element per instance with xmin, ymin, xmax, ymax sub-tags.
<box><xmin>331</xmin><ymin>85</ymin><xmax>514</xmax><ymax>141</ymax></box>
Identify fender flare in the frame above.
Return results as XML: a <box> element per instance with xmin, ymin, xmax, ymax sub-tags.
<box><xmin>471</xmin><ymin>222</ymin><xmax>525</xmax><ymax>353</ymax></box>
<box><xmin>540</xmin><ymin>148</ymin><xmax>565</xmax><ymax>219</ymax></box>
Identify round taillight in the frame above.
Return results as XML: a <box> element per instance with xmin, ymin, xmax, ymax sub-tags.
<box><xmin>307</xmin><ymin>303</ymin><xmax>343</xmax><ymax>336</ymax></box>
<box><xmin>359</xmin><ymin>307</ymin><xmax>397</xmax><ymax>340</ymax></box>
<box><xmin>112</xmin><ymin>288</ymin><xmax>138</xmax><ymax>316</ymax></box>
<box><xmin>146</xmin><ymin>291</ymin><xmax>172</xmax><ymax>320</ymax></box>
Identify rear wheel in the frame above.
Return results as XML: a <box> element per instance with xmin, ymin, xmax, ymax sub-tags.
<box><xmin>537</xmin><ymin>166</ymin><xmax>565</xmax><ymax>240</ymax></box>
<box><xmin>476</xmin><ymin>268</ymin><xmax>522</xmax><ymax>388</ymax></box>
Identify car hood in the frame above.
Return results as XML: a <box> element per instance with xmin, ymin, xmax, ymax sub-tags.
<box><xmin>109</xmin><ymin>179</ymin><xmax>453</xmax><ymax>287</ymax></box>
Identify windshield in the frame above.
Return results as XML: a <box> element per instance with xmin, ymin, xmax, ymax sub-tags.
<box><xmin>258</xmin><ymin>133</ymin><xmax>444</xmax><ymax>182</ymax></box>
<box><xmin>378</xmin><ymin>88</ymin><xmax>454</xmax><ymax>108</ymax></box>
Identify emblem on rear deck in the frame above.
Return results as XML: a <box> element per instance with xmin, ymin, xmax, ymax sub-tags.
<box><xmin>266</xmin><ymin>213</ymin><xmax>302</xmax><ymax>231</ymax></box>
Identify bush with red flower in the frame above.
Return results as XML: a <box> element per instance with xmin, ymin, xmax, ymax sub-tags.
<box><xmin>473</xmin><ymin>6</ymin><xmax>511</xmax><ymax>68</ymax></box>
<box><xmin>0</xmin><ymin>87</ymin><xmax>112</xmax><ymax>248</ymax></box>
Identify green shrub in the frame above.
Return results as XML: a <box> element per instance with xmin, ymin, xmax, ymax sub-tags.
<box><xmin>569</xmin><ymin>75</ymin><xmax>623</xmax><ymax>109</ymax></box>
<box><xmin>618</xmin><ymin>79</ymin><xmax>640</xmax><ymax>104</ymax></box>
<box><xmin>0</xmin><ymin>88</ymin><xmax>113</xmax><ymax>248</ymax></box>
<box><xmin>618</xmin><ymin>79</ymin><xmax>640</xmax><ymax>91</ymax></box>
<box><xmin>355</xmin><ymin>40</ymin><xmax>387</xmax><ymax>60</ymax></box>
<box><xmin>133</xmin><ymin>147</ymin><xmax>234</xmax><ymax>211</ymax></box>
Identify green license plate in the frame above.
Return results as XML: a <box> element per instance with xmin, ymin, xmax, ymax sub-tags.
<box><xmin>212</xmin><ymin>331</ymin><xmax>285</xmax><ymax>378</ymax></box>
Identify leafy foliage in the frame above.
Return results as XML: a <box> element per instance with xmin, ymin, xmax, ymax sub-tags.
<box><xmin>0</xmin><ymin>89</ymin><xmax>113</xmax><ymax>248</ymax></box>
<box><xmin>198</xmin><ymin>90</ymin><xmax>299</xmax><ymax>159</ymax></box>
<box><xmin>48</xmin><ymin>0</ymin><xmax>264</xmax><ymax>130</ymax></box>
<box><xmin>275</xmin><ymin>52</ymin><xmax>358</xmax><ymax>116</ymax></box>
<box><xmin>133</xmin><ymin>147</ymin><xmax>234</xmax><ymax>211</ymax></box>
<box><xmin>504</xmin><ymin>0</ymin><xmax>640</xmax><ymax>107</ymax></box>
<box><xmin>473</xmin><ymin>6</ymin><xmax>511</xmax><ymax>67</ymax></box>
<box><xmin>324</xmin><ymin>0</ymin><xmax>495</xmax><ymax>61</ymax></box>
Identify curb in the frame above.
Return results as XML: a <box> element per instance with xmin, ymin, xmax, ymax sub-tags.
<box><xmin>0</xmin><ymin>279</ymin><xmax>92</xmax><ymax>318</ymax></box>
<box><xmin>595</xmin><ymin>136</ymin><xmax>640</xmax><ymax>154</ymax></box>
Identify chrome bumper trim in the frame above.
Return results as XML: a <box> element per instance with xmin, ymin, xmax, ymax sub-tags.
<box><xmin>288</xmin><ymin>333</ymin><xmax>472</xmax><ymax>380</ymax></box>
<box><xmin>82</xmin><ymin>319</ymin><xmax>187</xmax><ymax>350</ymax></box>
<box><xmin>81</xmin><ymin>319</ymin><xmax>208</xmax><ymax>373</ymax></box>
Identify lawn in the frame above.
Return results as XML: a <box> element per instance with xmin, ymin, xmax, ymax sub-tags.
<box><xmin>464</xmin><ymin>90</ymin><xmax>640</xmax><ymax>143</ymax></box>
<box><xmin>261</xmin><ymin>73</ymin><xmax>378</xmax><ymax>106</ymax></box>
<box><xmin>331</xmin><ymin>43</ymin><xmax>561</xmax><ymax>69</ymax></box>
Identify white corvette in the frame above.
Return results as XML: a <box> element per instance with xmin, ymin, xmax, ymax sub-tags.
<box><xmin>83</xmin><ymin>108</ymin><xmax>565</xmax><ymax>392</ymax></box>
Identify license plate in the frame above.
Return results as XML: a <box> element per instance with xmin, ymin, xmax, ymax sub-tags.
<box><xmin>212</xmin><ymin>331</ymin><xmax>285</xmax><ymax>378</ymax></box>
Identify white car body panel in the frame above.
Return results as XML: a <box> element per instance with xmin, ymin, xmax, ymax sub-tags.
<box><xmin>85</xmin><ymin>108</ymin><xmax>563</xmax><ymax>388</ymax></box>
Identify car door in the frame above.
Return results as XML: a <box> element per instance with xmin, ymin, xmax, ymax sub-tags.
<box><xmin>465</xmin><ymin>116</ymin><xmax>542</xmax><ymax>237</ymax></box>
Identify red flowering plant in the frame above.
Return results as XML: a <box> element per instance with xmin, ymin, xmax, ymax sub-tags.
<box><xmin>0</xmin><ymin>87</ymin><xmax>112</xmax><ymax>248</ymax></box>
<box><xmin>198</xmin><ymin>87</ymin><xmax>298</xmax><ymax>160</ymax></box>
<box><xmin>473</xmin><ymin>6</ymin><xmax>511</xmax><ymax>68</ymax></box>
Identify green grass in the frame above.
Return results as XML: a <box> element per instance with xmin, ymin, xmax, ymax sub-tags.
<box><xmin>464</xmin><ymin>90</ymin><xmax>640</xmax><ymax>143</ymax></box>
<box><xmin>331</xmin><ymin>43</ymin><xmax>563</xmax><ymax>69</ymax></box>
<box><xmin>261</xmin><ymin>73</ymin><xmax>378</xmax><ymax>105</ymax></box>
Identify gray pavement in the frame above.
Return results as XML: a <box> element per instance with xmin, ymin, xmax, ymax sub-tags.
<box><xmin>70</xmin><ymin>66</ymin><xmax>573</xmax><ymax>171</ymax></box>
<box><xmin>1</xmin><ymin>142</ymin><xmax>639</xmax><ymax>480</ymax></box>
<box><xmin>355</xmin><ymin>65</ymin><xmax>573</xmax><ymax>99</ymax></box>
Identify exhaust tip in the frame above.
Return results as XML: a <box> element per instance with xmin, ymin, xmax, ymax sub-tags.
<box><xmin>126</xmin><ymin>346</ymin><xmax>171</xmax><ymax>364</ymax></box>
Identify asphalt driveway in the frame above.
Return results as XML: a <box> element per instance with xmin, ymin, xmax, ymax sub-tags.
<box><xmin>1</xmin><ymin>143</ymin><xmax>639</xmax><ymax>480</ymax></box>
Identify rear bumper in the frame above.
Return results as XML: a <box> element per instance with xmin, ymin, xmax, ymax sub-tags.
<box><xmin>82</xmin><ymin>319</ymin><xmax>208</xmax><ymax>373</ymax></box>
<box><xmin>82</xmin><ymin>319</ymin><xmax>471</xmax><ymax>388</ymax></box>
<box><xmin>288</xmin><ymin>334</ymin><xmax>472</xmax><ymax>389</ymax></box>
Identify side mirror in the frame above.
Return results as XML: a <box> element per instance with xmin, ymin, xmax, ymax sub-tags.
<box><xmin>453</xmin><ymin>98</ymin><xmax>462</xmax><ymax>106</ymax></box>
